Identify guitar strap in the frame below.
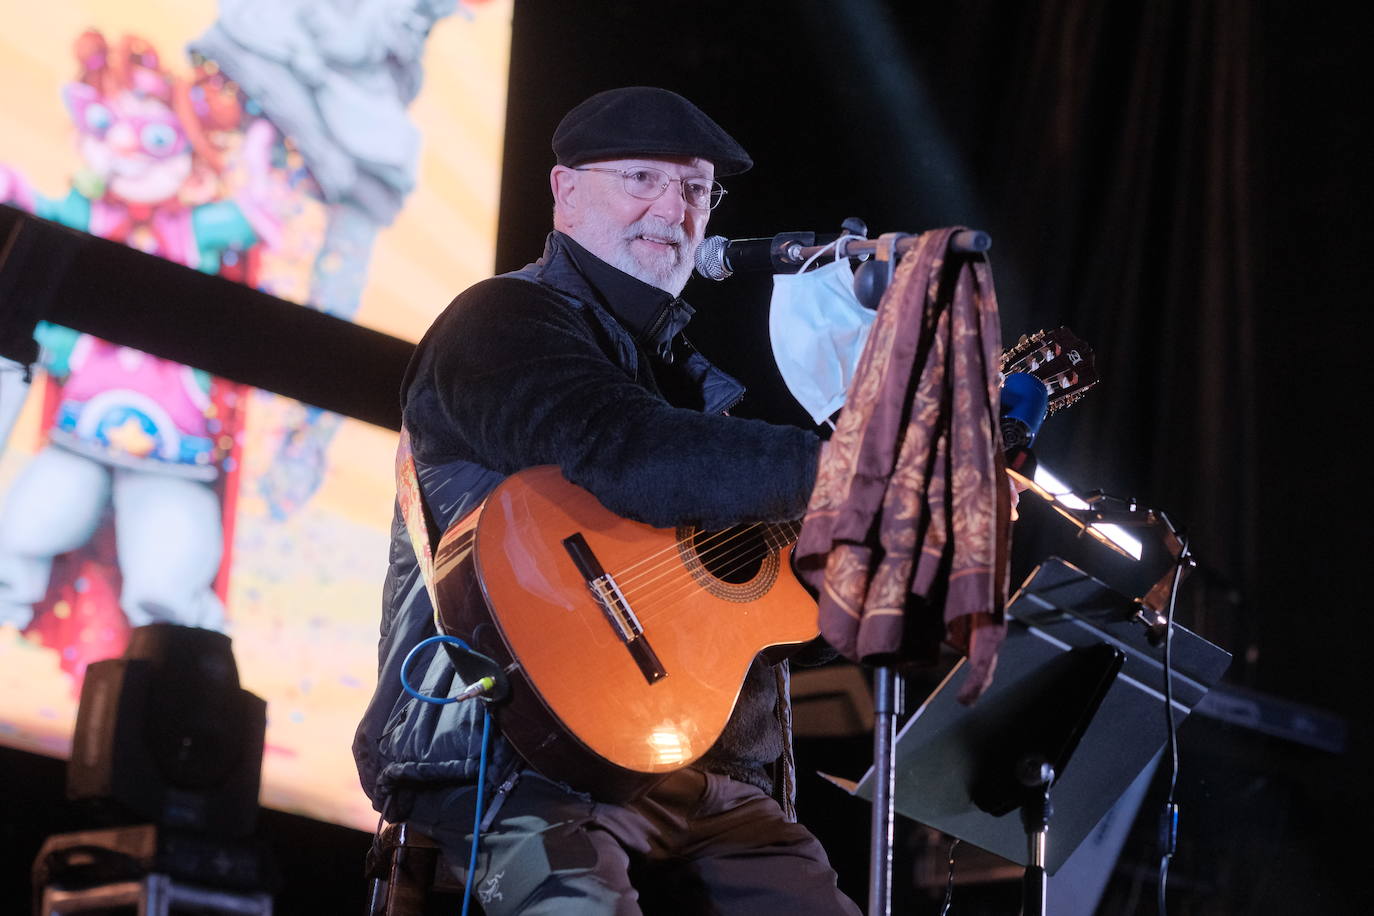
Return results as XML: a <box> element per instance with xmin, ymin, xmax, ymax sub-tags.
<box><xmin>394</xmin><ymin>426</ymin><xmax>441</xmax><ymax>620</ymax></box>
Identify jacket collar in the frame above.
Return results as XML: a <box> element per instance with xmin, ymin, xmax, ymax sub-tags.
<box><xmin>537</xmin><ymin>231</ymin><xmax>695</xmax><ymax>358</ymax></box>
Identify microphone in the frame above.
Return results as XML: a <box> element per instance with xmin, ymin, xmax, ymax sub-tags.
<box><xmin>694</xmin><ymin>232</ymin><xmax>812</xmax><ymax>280</ymax></box>
<box><xmin>999</xmin><ymin>372</ymin><xmax>1049</xmax><ymax>452</ymax></box>
<box><xmin>1000</xmin><ymin>371</ymin><xmax>1049</xmax><ymax>478</ymax></box>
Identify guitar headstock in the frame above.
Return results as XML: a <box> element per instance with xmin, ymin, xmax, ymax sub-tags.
<box><xmin>1001</xmin><ymin>327</ymin><xmax>1099</xmax><ymax>415</ymax></box>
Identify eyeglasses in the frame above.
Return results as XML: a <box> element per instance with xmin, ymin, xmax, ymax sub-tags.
<box><xmin>576</xmin><ymin>166</ymin><xmax>727</xmax><ymax>211</ymax></box>
<box><xmin>71</xmin><ymin>99</ymin><xmax>189</xmax><ymax>159</ymax></box>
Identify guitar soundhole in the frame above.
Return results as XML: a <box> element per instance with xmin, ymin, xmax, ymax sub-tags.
<box><xmin>676</xmin><ymin>525</ymin><xmax>780</xmax><ymax>602</ymax></box>
<box><xmin>692</xmin><ymin>527</ymin><xmax>768</xmax><ymax>583</ymax></box>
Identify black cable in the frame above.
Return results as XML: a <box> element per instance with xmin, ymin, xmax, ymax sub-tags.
<box><xmin>1156</xmin><ymin>528</ymin><xmax>1189</xmax><ymax>916</ymax></box>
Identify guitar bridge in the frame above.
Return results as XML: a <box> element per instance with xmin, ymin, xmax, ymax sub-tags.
<box><xmin>563</xmin><ymin>533</ymin><xmax>667</xmax><ymax>684</ymax></box>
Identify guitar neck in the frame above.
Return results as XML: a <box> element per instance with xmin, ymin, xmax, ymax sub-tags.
<box><xmin>759</xmin><ymin>519</ymin><xmax>801</xmax><ymax>550</ymax></box>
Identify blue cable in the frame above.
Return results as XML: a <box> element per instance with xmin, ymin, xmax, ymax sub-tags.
<box><xmin>400</xmin><ymin>634</ymin><xmax>476</xmax><ymax>705</ymax></box>
<box><xmin>397</xmin><ymin>633</ymin><xmax>493</xmax><ymax>915</ymax></box>
<box><xmin>465</xmin><ymin>710</ymin><xmax>491</xmax><ymax>916</ymax></box>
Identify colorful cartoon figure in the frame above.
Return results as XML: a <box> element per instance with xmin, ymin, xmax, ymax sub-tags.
<box><xmin>191</xmin><ymin>0</ymin><xmax>459</xmax><ymax>518</ymax></box>
<box><xmin>0</xmin><ymin>31</ymin><xmax>284</xmax><ymax>673</ymax></box>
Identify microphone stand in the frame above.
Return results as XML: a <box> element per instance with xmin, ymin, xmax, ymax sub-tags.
<box><xmin>694</xmin><ymin>218</ymin><xmax>990</xmax><ymax>307</ymax></box>
<box><xmin>1018</xmin><ymin>759</ymin><xmax>1055</xmax><ymax>916</ymax></box>
<box><xmin>788</xmin><ymin>229</ymin><xmax>992</xmax><ymax>266</ymax></box>
<box><xmin>700</xmin><ymin>219</ymin><xmax>996</xmax><ymax>916</ymax></box>
<box><xmin>790</xmin><ymin>230</ymin><xmax>991</xmax><ymax>311</ymax></box>
<box><xmin>868</xmin><ymin>667</ymin><xmax>899</xmax><ymax>916</ymax></box>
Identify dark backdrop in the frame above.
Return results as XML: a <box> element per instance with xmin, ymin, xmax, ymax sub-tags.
<box><xmin>500</xmin><ymin>3</ymin><xmax>1369</xmax><ymax>912</ymax></box>
<box><xmin>4</xmin><ymin>2</ymin><xmax>1368</xmax><ymax>913</ymax></box>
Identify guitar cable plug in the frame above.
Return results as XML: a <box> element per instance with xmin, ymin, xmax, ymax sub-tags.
<box><xmin>453</xmin><ymin>675</ymin><xmax>497</xmax><ymax>703</ymax></box>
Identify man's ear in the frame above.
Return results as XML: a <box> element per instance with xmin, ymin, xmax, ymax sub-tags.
<box><xmin>550</xmin><ymin>165</ymin><xmax>579</xmax><ymax>215</ymax></box>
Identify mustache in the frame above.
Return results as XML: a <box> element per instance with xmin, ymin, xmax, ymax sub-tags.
<box><xmin>623</xmin><ymin>219</ymin><xmax>688</xmax><ymax>248</ymax></box>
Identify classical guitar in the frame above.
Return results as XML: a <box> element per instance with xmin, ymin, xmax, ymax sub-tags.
<box><xmin>432</xmin><ymin>327</ymin><xmax>1097</xmax><ymax>800</ymax></box>
<box><xmin>432</xmin><ymin>468</ymin><xmax>811</xmax><ymax>800</ymax></box>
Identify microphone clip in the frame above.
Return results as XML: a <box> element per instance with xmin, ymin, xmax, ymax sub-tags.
<box><xmin>768</xmin><ymin>231</ymin><xmax>816</xmax><ymax>271</ymax></box>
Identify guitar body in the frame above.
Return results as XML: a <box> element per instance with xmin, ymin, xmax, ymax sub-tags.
<box><xmin>432</xmin><ymin>465</ymin><xmax>818</xmax><ymax>801</ymax></box>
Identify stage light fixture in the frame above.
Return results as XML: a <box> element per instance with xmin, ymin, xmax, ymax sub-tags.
<box><xmin>67</xmin><ymin>623</ymin><xmax>268</xmax><ymax>838</ymax></box>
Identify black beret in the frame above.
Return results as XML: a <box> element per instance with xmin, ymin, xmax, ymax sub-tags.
<box><xmin>552</xmin><ymin>86</ymin><xmax>753</xmax><ymax>177</ymax></box>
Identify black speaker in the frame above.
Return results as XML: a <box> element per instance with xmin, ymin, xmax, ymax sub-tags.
<box><xmin>68</xmin><ymin>624</ymin><xmax>267</xmax><ymax>838</ymax></box>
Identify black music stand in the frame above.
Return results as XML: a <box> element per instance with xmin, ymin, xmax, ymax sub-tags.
<box><xmin>825</xmin><ymin>557</ymin><xmax>1230</xmax><ymax>914</ymax></box>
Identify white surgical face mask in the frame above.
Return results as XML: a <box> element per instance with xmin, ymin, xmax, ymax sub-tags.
<box><xmin>769</xmin><ymin>257</ymin><xmax>874</xmax><ymax>426</ymax></box>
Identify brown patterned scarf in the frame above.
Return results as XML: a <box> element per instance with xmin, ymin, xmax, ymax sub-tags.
<box><xmin>793</xmin><ymin>227</ymin><xmax>1010</xmax><ymax>704</ymax></box>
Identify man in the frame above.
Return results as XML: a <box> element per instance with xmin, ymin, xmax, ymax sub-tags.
<box><xmin>354</xmin><ymin>86</ymin><xmax>859</xmax><ymax>914</ymax></box>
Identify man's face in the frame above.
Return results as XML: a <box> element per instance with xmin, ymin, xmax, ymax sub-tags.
<box><xmin>555</xmin><ymin>156</ymin><xmax>714</xmax><ymax>296</ymax></box>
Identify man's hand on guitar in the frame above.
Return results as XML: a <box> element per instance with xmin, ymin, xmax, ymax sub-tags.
<box><xmin>1009</xmin><ymin>472</ymin><xmax>1028</xmax><ymax>521</ymax></box>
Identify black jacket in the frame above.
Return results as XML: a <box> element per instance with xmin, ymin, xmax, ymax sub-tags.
<box><xmin>353</xmin><ymin>232</ymin><xmax>821</xmax><ymax>819</ymax></box>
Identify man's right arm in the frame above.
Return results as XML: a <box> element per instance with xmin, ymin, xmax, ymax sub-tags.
<box><xmin>410</xmin><ymin>278</ymin><xmax>820</xmax><ymax>531</ymax></box>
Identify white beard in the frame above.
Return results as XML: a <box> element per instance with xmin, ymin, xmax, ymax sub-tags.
<box><xmin>574</xmin><ymin>211</ymin><xmax>698</xmax><ymax>295</ymax></box>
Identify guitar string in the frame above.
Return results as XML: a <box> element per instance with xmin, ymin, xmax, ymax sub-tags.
<box><xmin>563</xmin><ymin>526</ymin><xmax>789</xmax><ymax>640</ymax></box>
<box><xmin>622</xmin><ymin>537</ymin><xmax>796</xmax><ymax>618</ymax></box>
<box><xmin>596</xmin><ymin>454</ymin><xmax>1026</xmax><ymax>607</ymax></box>
<box><xmin>617</xmin><ymin>521</ymin><xmax>804</xmax><ymax>614</ymax></box>
<box><xmin>611</xmin><ymin>520</ymin><xmax>797</xmax><ymax>595</ymax></box>
<box><xmin>596</xmin><ymin>334</ymin><xmax>1082</xmax><ymax>589</ymax></box>
<box><xmin>621</xmin><ymin>526</ymin><xmax>805</xmax><ymax>623</ymax></box>
<box><xmin>606</xmin><ymin>518</ymin><xmax>788</xmax><ymax>588</ymax></box>
<box><xmin>609</xmin><ymin>332</ymin><xmax>1088</xmax><ymax>610</ymax></box>
<box><xmin>605</xmin><ymin>517</ymin><xmax>780</xmax><ymax>582</ymax></box>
